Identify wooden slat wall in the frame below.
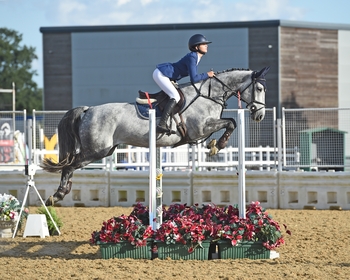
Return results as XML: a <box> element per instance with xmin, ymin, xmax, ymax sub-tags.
<box><xmin>280</xmin><ymin>27</ymin><xmax>338</xmax><ymax>109</ymax></box>
<box><xmin>43</xmin><ymin>33</ymin><xmax>72</xmax><ymax>110</ymax></box>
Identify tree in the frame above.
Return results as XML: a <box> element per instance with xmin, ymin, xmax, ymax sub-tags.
<box><xmin>0</xmin><ymin>28</ymin><xmax>42</xmax><ymax>113</ymax></box>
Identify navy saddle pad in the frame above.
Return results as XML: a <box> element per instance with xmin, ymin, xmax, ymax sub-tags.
<box><xmin>134</xmin><ymin>102</ymin><xmax>162</xmax><ymax>119</ymax></box>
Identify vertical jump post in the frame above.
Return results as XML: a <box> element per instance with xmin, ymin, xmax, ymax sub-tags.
<box><xmin>148</xmin><ymin>109</ymin><xmax>157</xmax><ymax>230</ymax></box>
<box><xmin>237</xmin><ymin>109</ymin><xmax>246</xmax><ymax>219</ymax></box>
<box><xmin>148</xmin><ymin>109</ymin><xmax>163</xmax><ymax>230</ymax></box>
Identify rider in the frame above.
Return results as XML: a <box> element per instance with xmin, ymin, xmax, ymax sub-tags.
<box><xmin>153</xmin><ymin>34</ymin><xmax>215</xmax><ymax>133</ymax></box>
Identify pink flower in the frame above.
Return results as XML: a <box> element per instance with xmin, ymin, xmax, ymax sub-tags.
<box><xmin>9</xmin><ymin>211</ymin><xmax>16</xmax><ymax>219</ymax></box>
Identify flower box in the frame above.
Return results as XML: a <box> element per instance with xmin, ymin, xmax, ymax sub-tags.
<box><xmin>0</xmin><ymin>220</ymin><xmax>16</xmax><ymax>238</ymax></box>
<box><xmin>0</xmin><ymin>193</ymin><xmax>29</xmax><ymax>233</ymax></box>
<box><xmin>217</xmin><ymin>240</ymin><xmax>271</xmax><ymax>259</ymax></box>
<box><xmin>156</xmin><ymin>241</ymin><xmax>211</xmax><ymax>260</ymax></box>
<box><xmin>97</xmin><ymin>240</ymin><xmax>153</xmax><ymax>260</ymax></box>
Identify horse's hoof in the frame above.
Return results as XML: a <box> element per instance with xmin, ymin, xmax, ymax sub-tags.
<box><xmin>209</xmin><ymin>146</ymin><xmax>219</xmax><ymax>156</ymax></box>
<box><xmin>45</xmin><ymin>196</ymin><xmax>55</xmax><ymax>206</ymax></box>
<box><xmin>206</xmin><ymin>139</ymin><xmax>216</xmax><ymax>149</ymax></box>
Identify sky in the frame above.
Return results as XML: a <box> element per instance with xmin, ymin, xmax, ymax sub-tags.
<box><xmin>1</xmin><ymin>0</ymin><xmax>350</xmax><ymax>88</ymax></box>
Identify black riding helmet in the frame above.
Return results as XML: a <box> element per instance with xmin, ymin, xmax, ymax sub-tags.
<box><xmin>188</xmin><ymin>34</ymin><xmax>212</xmax><ymax>52</ymax></box>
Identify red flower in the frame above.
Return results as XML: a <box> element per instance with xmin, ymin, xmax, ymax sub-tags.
<box><xmin>90</xmin><ymin>214</ymin><xmax>154</xmax><ymax>246</ymax></box>
<box><xmin>91</xmin><ymin>202</ymin><xmax>290</xmax><ymax>252</ymax></box>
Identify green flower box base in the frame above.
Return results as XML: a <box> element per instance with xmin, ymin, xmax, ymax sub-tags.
<box><xmin>156</xmin><ymin>241</ymin><xmax>210</xmax><ymax>260</ymax></box>
<box><xmin>98</xmin><ymin>241</ymin><xmax>152</xmax><ymax>260</ymax></box>
<box><xmin>218</xmin><ymin>241</ymin><xmax>271</xmax><ymax>260</ymax></box>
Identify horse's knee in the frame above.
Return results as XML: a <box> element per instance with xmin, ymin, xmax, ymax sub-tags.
<box><xmin>232</xmin><ymin>118</ymin><xmax>237</xmax><ymax>128</ymax></box>
<box><xmin>218</xmin><ymin>132</ymin><xmax>232</xmax><ymax>149</ymax></box>
<box><xmin>228</xmin><ymin>118</ymin><xmax>237</xmax><ymax>133</ymax></box>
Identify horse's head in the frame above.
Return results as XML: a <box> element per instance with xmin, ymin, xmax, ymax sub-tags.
<box><xmin>243</xmin><ymin>66</ymin><xmax>270</xmax><ymax>122</ymax></box>
<box><xmin>210</xmin><ymin>67</ymin><xmax>270</xmax><ymax>122</ymax></box>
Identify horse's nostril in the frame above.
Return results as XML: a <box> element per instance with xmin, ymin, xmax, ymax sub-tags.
<box><xmin>255</xmin><ymin>115</ymin><xmax>263</xmax><ymax>122</ymax></box>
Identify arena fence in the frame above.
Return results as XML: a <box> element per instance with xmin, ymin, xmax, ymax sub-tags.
<box><xmin>2</xmin><ymin>107</ymin><xmax>350</xmax><ymax>171</ymax></box>
<box><xmin>0</xmin><ymin>108</ymin><xmax>278</xmax><ymax>171</ymax></box>
<box><xmin>1</xmin><ymin>107</ymin><xmax>350</xmax><ymax>210</ymax></box>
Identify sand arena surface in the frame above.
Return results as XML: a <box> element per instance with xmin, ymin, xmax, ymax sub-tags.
<box><xmin>0</xmin><ymin>207</ymin><xmax>349</xmax><ymax>280</ymax></box>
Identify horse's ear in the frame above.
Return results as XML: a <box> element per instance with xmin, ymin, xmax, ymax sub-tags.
<box><xmin>255</xmin><ymin>66</ymin><xmax>270</xmax><ymax>78</ymax></box>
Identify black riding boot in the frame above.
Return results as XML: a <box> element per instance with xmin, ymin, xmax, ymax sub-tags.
<box><xmin>157</xmin><ymin>98</ymin><xmax>177</xmax><ymax>133</ymax></box>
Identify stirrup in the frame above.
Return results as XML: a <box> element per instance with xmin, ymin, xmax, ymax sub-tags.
<box><xmin>156</xmin><ymin>125</ymin><xmax>176</xmax><ymax>135</ymax></box>
<box><xmin>156</xmin><ymin>125</ymin><xmax>169</xmax><ymax>133</ymax></box>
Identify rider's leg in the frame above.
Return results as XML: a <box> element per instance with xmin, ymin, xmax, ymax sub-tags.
<box><xmin>153</xmin><ymin>69</ymin><xmax>180</xmax><ymax>133</ymax></box>
<box><xmin>156</xmin><ymin>98</ymin><xmax>177</xmax><ymax>133</ymax></box>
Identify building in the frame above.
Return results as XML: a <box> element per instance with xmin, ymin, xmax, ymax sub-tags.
<box><xmin>40</xmin><ymin>19</ymin><xmax>350</xmax><ymax>117</ymax></box>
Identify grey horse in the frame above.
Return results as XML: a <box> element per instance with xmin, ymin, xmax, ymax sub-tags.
<box><xmin>41</xmin><ymin>66</ymin><xmax>270</xmax><ymax>205</ymax></box>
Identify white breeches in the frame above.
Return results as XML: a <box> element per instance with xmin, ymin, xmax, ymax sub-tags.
<box><xmin>152</xmin><ymin>68</ymin><xmax>180</xmax><ymax>103</ymax></box>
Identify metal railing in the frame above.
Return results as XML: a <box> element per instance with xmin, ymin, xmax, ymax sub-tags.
<box><xmin>1</xmin><ymin>108</ymin><xmax>278</xmax><ymax>170</ymax></box>
<box><xmin>282</xmin><ymin>107</ymin><xmax>350</xmax><ymax>171</ymax></box>
<box><xmin>6</xmin><ymin>107</ymin><xmax>350</xmax><ymax>171</ymax></box>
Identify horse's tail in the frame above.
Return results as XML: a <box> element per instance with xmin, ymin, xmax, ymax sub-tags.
<box><xmin>41</xmin><ymin>106</ymin><xmax>88</xmax><ymax>173</ymax></box>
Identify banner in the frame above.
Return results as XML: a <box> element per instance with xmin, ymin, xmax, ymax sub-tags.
<box><xmin>0</xmin><ymin>119</ymin><xmax>14</xmax><ymax>163</ymax></box>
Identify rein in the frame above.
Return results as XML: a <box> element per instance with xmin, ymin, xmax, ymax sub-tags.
<box><xmin>182</xmin><ymin>70</ymin><xmax>266</xmax><ymax>115</ymax></box>
<box><xmin>173</xmin><ymin>70</ymin><xmax>266</xmax><ymax>146</ymax></box>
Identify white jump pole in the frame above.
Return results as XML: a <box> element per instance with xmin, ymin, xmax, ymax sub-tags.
<box><xmin>237</xmin><ymin>109</ymin><xmax>246</xmax><ymax>219</ymax></box>
<box><xmin>156</xmin><ymin>147</ymin><xmax>163</xmax><ymax>228</ymax></box>
<box><xmin>148</xmin><ymin>109</ymin><xmax>157</xmax><ymax>230</ymax></box>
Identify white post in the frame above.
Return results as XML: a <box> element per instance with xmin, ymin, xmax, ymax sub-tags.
<box><xmin>156</xmin><ymin>147</ymin><xmax>162</xmax><ymax>228</ymax></box>
<box><xmin>148</xmin><ymin>109</ymin><xmax>157</xmax><ymax>230</ymax></box>
<box><xmin>237</xmin><ymin>109</ymin><xmax>246</xmax><ymax>219</ymax></box>
<box><xmin>277</xmin><ymin>119</ymin><xmax>283</xmax><ymax>172</ymax></box>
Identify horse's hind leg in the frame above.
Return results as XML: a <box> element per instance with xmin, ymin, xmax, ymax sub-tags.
<box><xmin>46</xmin><ymin>167</ymin><xmax>74</xmax><ymax>206</ymax></box>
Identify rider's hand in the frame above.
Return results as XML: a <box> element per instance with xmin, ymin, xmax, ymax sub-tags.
<box><xmin>207</xmin><ymin>70</ymin><xmax>215</xmax><ymax>78</ymax></box>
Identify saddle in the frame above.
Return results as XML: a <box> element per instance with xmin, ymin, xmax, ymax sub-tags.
<box><xmin>136</xmin><ymin>88</ymin><xmax>185</xmax><ymax>115</ymax></box>
<box><xmin>135</xmin><ymin>87</ymin><xmax>189</xmax><ymax>145</ymax></box>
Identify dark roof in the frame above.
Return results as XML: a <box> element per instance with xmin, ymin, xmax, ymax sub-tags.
<box><xmin>300</xmin><ymin>127</ymin><xmax>348</xmax><ymax>134</ymax></box>
<box><xmin>40</xmin><ymin>19</ymin><xmax>350</xmax><ymax>34</ymax></box>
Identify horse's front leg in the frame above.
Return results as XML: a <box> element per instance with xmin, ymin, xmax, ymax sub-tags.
<box><xmin>46</xmin><ymin>167</ymin><xmax>74</xmax><ymax>206</ymax></box>
<box><xmin>205</xmin><ymin>118</ymin><xmax>236</xmax><ymax>156</ymax></box>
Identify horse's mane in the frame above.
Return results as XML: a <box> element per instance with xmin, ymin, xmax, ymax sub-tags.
<box><xmin>178</xmin><ymin>68</ymin><xmax>252</xmax><ymax>88</ymax></box>
<box><xmin>214</xmin><ymin>68</ymin><xmax>251</xmax><ymax>75</ymax></box>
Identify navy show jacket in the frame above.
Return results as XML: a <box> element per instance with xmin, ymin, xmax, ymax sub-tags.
<box><xmin>156</xmin><ymin>52</ymin><xmax>208</xmax><ymax>83</ymax></box>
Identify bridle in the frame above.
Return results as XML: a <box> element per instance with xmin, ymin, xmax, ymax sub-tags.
<box><xmin>211</xmin><ymin>71</ymin><xmax>266</xmax><ymax>115</ymax></box>
<box><xmin>177</xmin><ymin>69</ymin><xmax>267</xmax><ymax>146</ymax></box>
<box><xmin>183</xmin><ymin>70</ymin><xmax>266</xmax><ymax>116</ymax></box>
